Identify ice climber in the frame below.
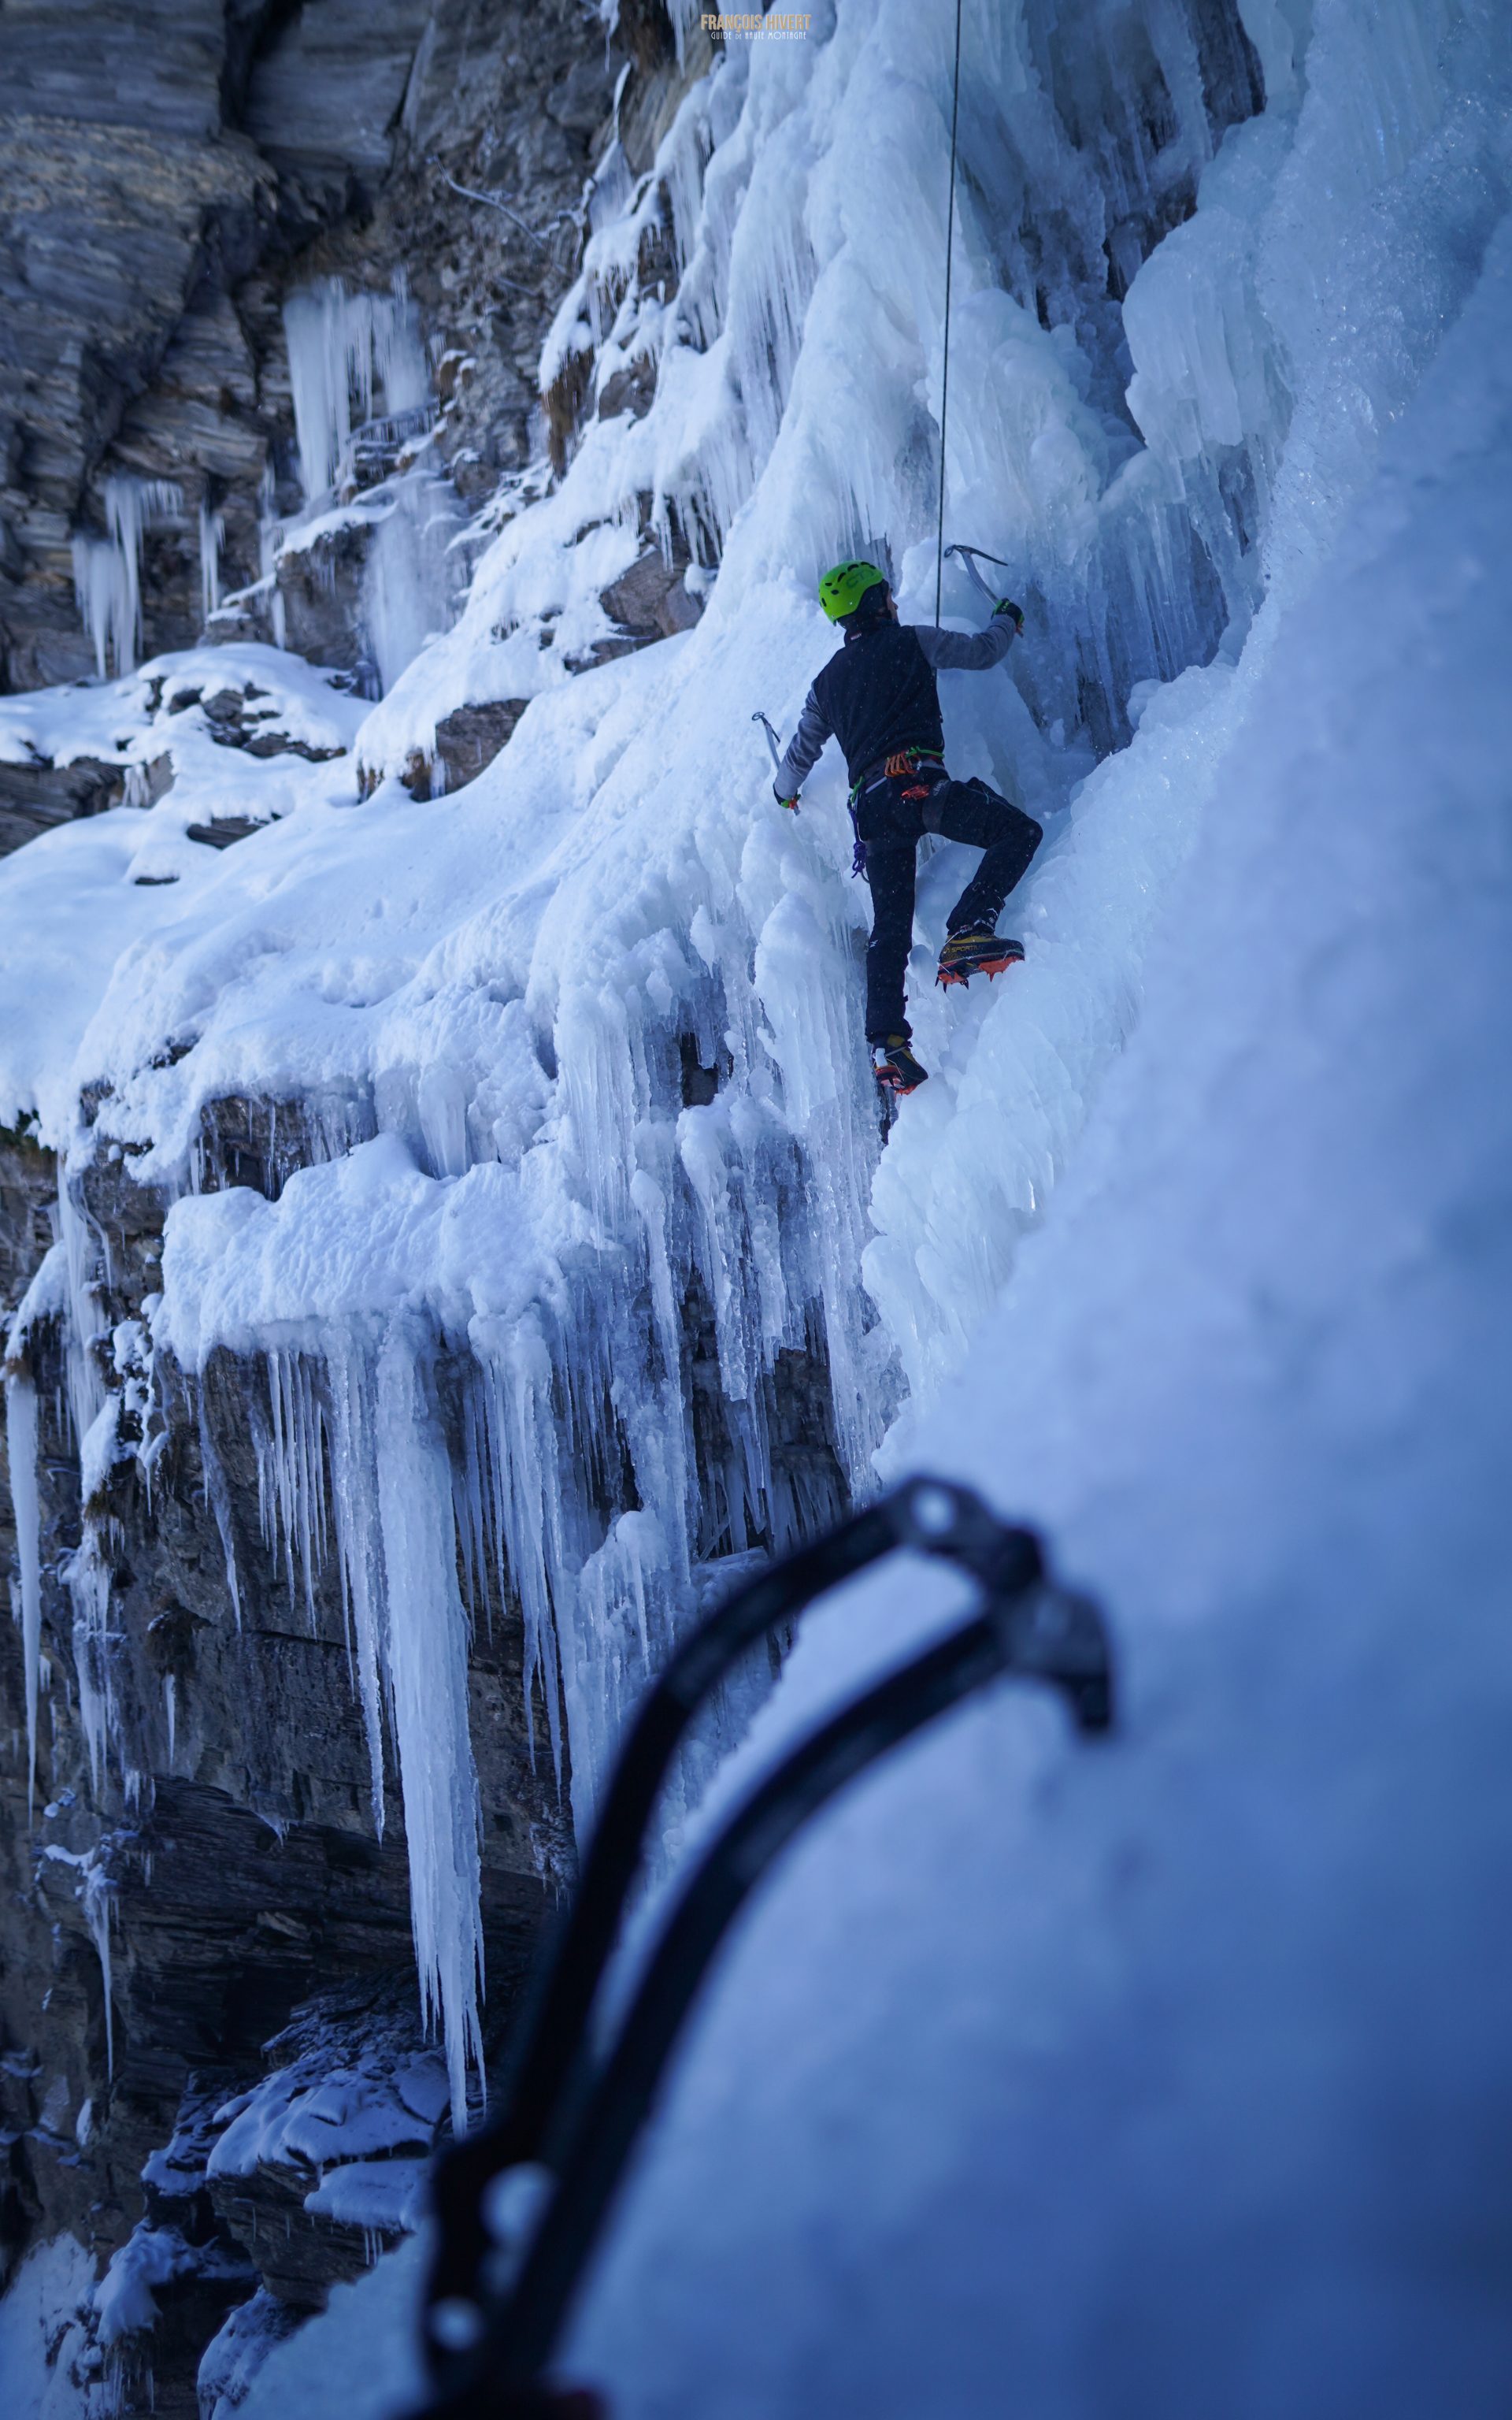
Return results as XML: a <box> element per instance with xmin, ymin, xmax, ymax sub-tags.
<box><xmin>773</xmin><ymin>560</ymin><xmax>1042</xmax><ymax>1096</ymax></box>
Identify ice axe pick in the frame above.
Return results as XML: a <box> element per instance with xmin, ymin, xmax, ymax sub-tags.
<box><xmin>944</xmin><ymin>542</ymin><xmax>1013</xmax><ymax>609</ymax></box>
<box><xmin>752</xmin><ymin>709</ymin><xmax>784</xmax><ymax>772</ymax></box>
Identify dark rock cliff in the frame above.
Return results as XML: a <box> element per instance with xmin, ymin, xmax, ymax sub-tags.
<box><xmin>0</xmin><ymin>0</ymin><xmax>623</xmax><ymax>693</ymax></box>
<box><xmin>0</xmin><ymin>1097</ymin><xmax>578</xmax><ymax>2415</ymax></box>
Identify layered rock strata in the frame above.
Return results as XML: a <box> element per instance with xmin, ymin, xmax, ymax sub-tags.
<box><xmin>0</xmin><ymin>0</ymin><xmax>632</xmax><ymax>695</ymax></box>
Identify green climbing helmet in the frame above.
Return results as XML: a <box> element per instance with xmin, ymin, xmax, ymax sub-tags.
<box><xmin>818</xmin><ymin>559</ymin><xmax>887</xmax><ymax>622</ymax></box>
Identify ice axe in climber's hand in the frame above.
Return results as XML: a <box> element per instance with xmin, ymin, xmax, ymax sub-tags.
<box><xmin>945</xmin><ymin>544</ymin><xmax>1025</xmax><ymax>632</ymax></box>
<box><xmin>754</xmin><ymin>710</ymin><xmax>799</xmax><ymax>810</ymax></box>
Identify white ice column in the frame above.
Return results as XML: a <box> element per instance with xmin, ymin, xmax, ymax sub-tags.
<box><xmin>5</xmin><ymin>1373</ymin><xmax>43</xmax><ymax>1811</ymax></box>
<box><xmin>372</xmin><ymin>1319</ymin><xmax>485</xmax><ymax>2132</ymax></box>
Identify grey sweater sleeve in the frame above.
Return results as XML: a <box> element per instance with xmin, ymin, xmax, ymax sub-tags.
<box><xmin>914</xmin><ymin>614</ymin><xmax>1017</xmax><ymax>674</ymax></box>
<box><xmin>773</xmin><ymin>684</ymin><xmax>833</xmax><ymax>798</ymax></box>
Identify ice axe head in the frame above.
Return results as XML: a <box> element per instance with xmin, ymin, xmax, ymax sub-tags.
<box><xmin>944</xmin><ymin>544</ymin><xmax>999</xmax><ymax>606</ymax></box>
<box><xmin>751</xmin><ymin>710</ymin><xmax>782</xmax><ymax>771</ymax></box>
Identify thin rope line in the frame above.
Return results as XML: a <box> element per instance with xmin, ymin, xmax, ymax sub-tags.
<box><xmin>935</xmin><ymin>0</ymin><xmax>965</xmax><ymax>623</ymax></box>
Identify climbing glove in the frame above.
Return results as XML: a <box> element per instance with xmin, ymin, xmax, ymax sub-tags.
<box><xmin>994</xmin><ymin>598</ymin><xmax>1025</xmax><ymax>633</ymax></box>
<box><xmin>775</xmin><ymin>789</ymin><xmax>800</xmax><ymax>812</ymax></box>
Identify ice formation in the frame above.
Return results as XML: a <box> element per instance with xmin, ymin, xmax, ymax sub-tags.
<box><xmin>361</xmin><ymin>463</ymin><xmax>469</xmax><ymax>698</ymax></box>
<box><xmin>71</xmin><ymin>477</ymin><xmax>185</xmax><ymax>681</ymax></box>
<box><xmin>6</xmin><ymin>1371</ymin><xmax>42</xmax><ymax>1808</ymax></box>
<box><xmin>199</xmin><ymin>499</ymin><xmax>226</xmax><ymax>625</ymax></box>
<box><xmin>3</xmin><ymin>0</ymin><xmax>1510</xmax><ymax>2401</ymax></box>
<box><xmin>38</xmin><ymin>1841</ymin><xmax>120</xmax><ymax>2079</ymax></box>
<box><xmin>283</xmin><ymin>277</ymin><xmax>431</xmax><ymax>508</ymax></box>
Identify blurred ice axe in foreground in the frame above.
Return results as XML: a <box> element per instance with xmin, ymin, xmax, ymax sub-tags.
<box><xmin>414</xmin><ymin>1478</ymin><xmax>1113</xmax><ymax>2416</ymax></box>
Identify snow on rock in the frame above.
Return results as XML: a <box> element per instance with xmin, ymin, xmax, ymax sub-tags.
<box><xmin>206</xmin><ymin>2042</ymin><xmax>448</xmax><ymax>2183</ymax></box>
<box><xmin>300</xmin><ymin>2160</ymin><xmax>428</xmax><ymax>2236</ymax></box>
<box><xmin>197</xmin><ymin>2290</ymin><xmax>303</xmax><ymax>2420</ymax></box>
<box><xmin>0</xmin><ymin>2236</ymin><xmax>106</xmax><ymax>2420</ymax></box>
<box><xmin>92</xmin><ymin>2222</ymin><xmax>248</xmax><ymax>2347</ymax></box>
<box><xmin>235</xmin><ymin>2233</ymin><xmax>428</xmax><ymax>2420</ymax></box>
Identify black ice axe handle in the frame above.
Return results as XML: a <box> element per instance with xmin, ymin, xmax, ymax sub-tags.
<box><xmin>420</xmin><ymin>1479</ymin><xmax>1113</xmax><ymax>2402</ymax></box>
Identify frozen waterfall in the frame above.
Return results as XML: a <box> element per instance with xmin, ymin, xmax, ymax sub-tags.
<box><xmin>1</xmin><ymin>5</ymin><xmax>1508</xmax><ymax>2403</ymax></box>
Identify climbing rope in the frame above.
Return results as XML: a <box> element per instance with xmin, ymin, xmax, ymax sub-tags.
<box><xmin>935</xmin><ymin>0</ymin><xmax>965</xmax><ymax>623</ymax></box>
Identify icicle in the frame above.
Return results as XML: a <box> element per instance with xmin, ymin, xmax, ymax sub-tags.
<box><xmin>472</xmin><ymin>1316</ymin><xmax>568</xmax><ymax>1783</ymax></box>
<box><xmin>324</xmin><ymin>1338</ymin><xmax>387</xmax><ymax>1836</ymax></box>
<box><xmin>371</xmin><ymin>1320</ymin><xmax>484</xmax><ymax>2131</ymax></box>
<box><xmin>70</xmin><ymin>477</ymin><xmax>183</xmax><ymax>677</ymax></box>
<box><xmin>362</xmin><ymin>465</ymin><xmax>466</xmax><ymax>696</ymax></box>
<box><xmin>198</xmin><ymin>499</ymin><xmax>225</xmax><ymax>624</ymax></box>
<box><xmin>57</xmin><ymin>1166</ymin><xmax>107</xmax><ymax>1451</ymax></box>
<box><xmin>82</xmin><ymin>1857</ymin><xmax>116</xmax><ymax>2081</ymax></box>
<box><xmin>324</xmin><ymin>1317</ymin><xmax>487</xmax><ymax>2124</ymax></box>
<box><xmin>258</xmin><ymin>1351</ymin><xmax>329</xmax><ymax>1628</ymax></box>
<box><xmin>70</xmin><ymin>536</ymin><xmax>132</xmax><ymax>685</ymax></box>
<box><xmin>283</xmin><ymin>276</ymin><xmax>430</xmax><ymax>506</ymax></box>
<box><xmin>66</xmin><ymin>1531</ymin><xmax>114</xmax><ymax>1793</ymax></box>
<box><xmin>6</xmin><ymin>1373</ymin><xmax>43</xmax><ymax>1813</ymax></box>
<box><xmin>257</xmin><ymin>462</ymin><xmax>287</xmax><ymax>651</ymax></box>
<box><xmin>196</xmin><ymin>1383</ymin><xmax>242</xmax><ymax>1628</ymax></box>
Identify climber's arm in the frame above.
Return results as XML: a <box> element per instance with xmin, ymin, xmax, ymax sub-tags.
<box><xmin>915</xmin><ymin>599</ymin><xmax>1023</xmax><ymax>674</ymax></box>
<box><xmin>773</xmin><ymin>686</ymin><xmax>832</xmax><ymax>807</ymax></box>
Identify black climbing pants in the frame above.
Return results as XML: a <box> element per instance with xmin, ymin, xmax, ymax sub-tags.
<box><xmin>858</xmin><ymin>770</ymin><xmax>1042</xmax><ymax>1041</ymax></box>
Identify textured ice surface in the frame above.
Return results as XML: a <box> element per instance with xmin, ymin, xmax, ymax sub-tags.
<box><xmin>552</xmin><ymin>128</ymin><xmax>1512</xmax><ymax>2420</ymax></box>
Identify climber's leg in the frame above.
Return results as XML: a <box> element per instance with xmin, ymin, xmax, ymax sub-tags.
<box><xmin>863</xmin><ymin>838</ymin><xmax>918</xmax><ymax>1043</ymax></box>
<box><xmin>928</xmin><ymin>777</ymin><xmax>1043</xmax><ymax>936</ymax></box>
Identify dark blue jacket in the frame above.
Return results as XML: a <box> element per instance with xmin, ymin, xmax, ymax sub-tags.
<box><xmin>774</xmin><ymin>611</ymin><xmax>1017</xmax><ymax>796</ymax></box>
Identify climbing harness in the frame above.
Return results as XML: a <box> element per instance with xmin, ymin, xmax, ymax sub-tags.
<box><xmin>414</xmin><ymin>1478</ymin><xmax>1114</xmax><ymax>2418</ymax></box>
<box><xmin>934</xmin><ymin>0</ymin><xmax>965</xmax><ymax>623</ymax></box>
<box><xmin>845</xmin><ymin>745</ymin><xmax>947</xmax><ymax>874</ymax></box>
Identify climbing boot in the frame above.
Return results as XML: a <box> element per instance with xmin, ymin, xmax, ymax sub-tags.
<box><xmin>936</xmin><ymin>926</ymin><xmax>1025</xmax><ymax>989</ymax></box>
<box><xmin>871</xmin><ymin>1036</ymin><xmax>928</xmax><ymax>1095</ymax></box>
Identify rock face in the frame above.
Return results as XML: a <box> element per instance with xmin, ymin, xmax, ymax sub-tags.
<box><xmin>400</xmin><ymin>698</ymin><xmax>529</xmax><ymax>799</ymax></box>
<box><xmin>0</xmin><ymin>1094</ymin><xmax>580</xmax><ymax>2414</ymax></box>
<box><xmin>0</xmin><ymin>755</ymin><xmax>130</xmax><ymax>855</ymax></box>
<box><xmin>0</xmin><ymin>0</ymin><xmax>627</xmax><ymax>696</ymax></box>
